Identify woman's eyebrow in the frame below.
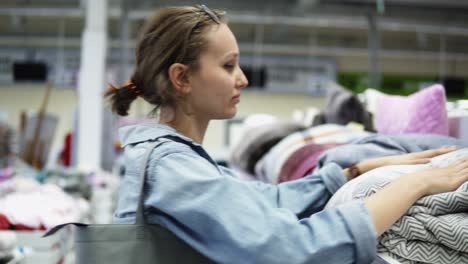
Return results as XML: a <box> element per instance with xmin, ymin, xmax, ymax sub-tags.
<box><xmin>222</xmin><ymin>52</ymin><xmax>239</xmax><ymax>60</ymax></box>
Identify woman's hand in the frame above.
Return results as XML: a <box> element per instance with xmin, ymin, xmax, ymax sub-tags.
<box><xmin>405</xmin><ymin>158</ymin><xmax>468</xmax><ymax>196</ymax></box>
<box><xmin>343</xmin><ymin>146</ymin><xmax>458</xmax><ymax>181</ymax></box>
<box><xmin>379</xmin><ymin>146</ymin><xmax>458</xmax><ymax>167</ymax></box>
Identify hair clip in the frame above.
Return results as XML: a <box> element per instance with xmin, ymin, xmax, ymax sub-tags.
<box><xmin>200</xmin><ymin>4</ymin><xmax>220</xmax><ymax>24</ymax></box>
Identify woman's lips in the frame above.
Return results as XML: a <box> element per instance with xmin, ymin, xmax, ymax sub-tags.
<box><xmin>232</xmin><ymin>95</ymin><xmax>240</xmax><ymax>103</ymax></box>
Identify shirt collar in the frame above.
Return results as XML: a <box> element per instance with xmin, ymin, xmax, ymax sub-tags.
<box><xmin>119</xmin><ymin>123</ymin><xmax>197</xmax><ymax>147</ymax></box>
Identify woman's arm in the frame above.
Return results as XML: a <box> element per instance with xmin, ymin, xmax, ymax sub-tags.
<box><xmin>239</xmin><ymin>147</ymin><xmax>458</xmax><ymax>217</ymax></box>
<box><xmin>342</xmin><ymin>146</ymin><xmax>458</xmax><ymax>180</ymax></box>
<box><xmin>364</xmin><ymin>158</ymin><xmax>468</xmax><ymax>235</ymax></box>
<box><xmin>148</xmin><ymin>151</ymin><xmax>377</xmax><ymax>264</ymax></box>
<box><xmin>237</xmin><ymin>163</ymin><xmax>347</xmax><ymax>216</ymax></box>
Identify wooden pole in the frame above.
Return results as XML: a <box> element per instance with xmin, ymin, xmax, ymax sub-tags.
<box><xmin>22</xmin><ymin>82</ymin><xmax>53</xmax><ymax>169</ymax></box>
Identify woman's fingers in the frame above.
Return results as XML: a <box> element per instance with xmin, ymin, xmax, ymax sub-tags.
<box><xmin>454</xmin><ymin>167</ymin><xmax>468</xmax><ymax>186</ymax></box>
<box><xmin>458</xmin><ymin>167</ymin><xmax>468</xmax><ymax>176</ymax></box>
<box><xmin>410</xmin><ymin>158</ymin><xmax>431</xmax><ymax>164</ymax></box>
<box><xmin>442</xmin><ymin>159</ymin><xmax>468</xmax><ymax>187</ymax></box>
<box><xmin>454</xmin><ymin>158</ymin><xmax>468</xmax><ymax>170</ymax></box>
<box><xmin>416</xmin><ymin>146</ymin><xmax>458</xmax><ymax>158</ymax></box>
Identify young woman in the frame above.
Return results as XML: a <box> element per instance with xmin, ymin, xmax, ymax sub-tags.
<box><xmin>106</xmin><ymin>5</ymin><xmax>468</xmax><ymax>263</ymax></box>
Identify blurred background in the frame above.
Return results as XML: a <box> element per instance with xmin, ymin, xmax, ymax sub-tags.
<box><xmin>0</xmin><ymin>0</ymin><xmax>467</xmax><ymax>263</ymax></box>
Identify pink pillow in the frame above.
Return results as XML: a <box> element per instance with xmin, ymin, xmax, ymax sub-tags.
<box><xmin>376</xmin><ymin>84</ymin><xmax>449</xmax><ymax>135</ymax></box>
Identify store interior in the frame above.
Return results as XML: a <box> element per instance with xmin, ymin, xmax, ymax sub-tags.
<box><xmin>0</xmin><ymin>0</ymin><xmax>468</xmax><ymax>263</ymax></box>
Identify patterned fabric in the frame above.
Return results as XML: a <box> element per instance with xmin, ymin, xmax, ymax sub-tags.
<box><xmin>327</xmin><ymin>148</ymin><xmax>468</xmax><ymax>264</ymax></box>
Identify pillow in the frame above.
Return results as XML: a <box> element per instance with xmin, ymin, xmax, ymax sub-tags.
<box><xmin>324</xmin><ymin>82</ymin><xmax>375</xmax><ymax>132</ymax></box>
<box><xmin>363</xmin><ymin>88</ymin><xmax>385</xmax><ymax>117</ymax></box>
<box><xmin>376</xmin><ymin>84</ymin><xmax>449</xmax><ymax>135</ymax></box>
<box><xmin>229</xmin><ymin>120</ymin><xmax>305</xmax><ymax>175</ymax></box>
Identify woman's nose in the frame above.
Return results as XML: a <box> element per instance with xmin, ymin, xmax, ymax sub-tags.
<box><xmin>237</xmin><ymin>68</ymin><xmax>249</xmax><ymax>89</ymax></box>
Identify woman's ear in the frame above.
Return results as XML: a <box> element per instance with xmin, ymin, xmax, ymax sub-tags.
<box><xmin>168</xmin><ymin>63</ymin><xmax>191</xmax><ymax>94</ymax></box>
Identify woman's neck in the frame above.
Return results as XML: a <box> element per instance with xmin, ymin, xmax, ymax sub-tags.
<box><xmin>160</xmin><ymin>107</ymin><xmax>208</xmax><ymax>144</ymax></box>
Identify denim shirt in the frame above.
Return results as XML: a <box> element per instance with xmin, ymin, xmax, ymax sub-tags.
<box><xmin>113</xmin><ymin>123</ymin><xmax>377</xmax><ymax>264</ymax></box>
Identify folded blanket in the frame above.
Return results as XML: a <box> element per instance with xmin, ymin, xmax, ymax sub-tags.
<box><xmin>327</xmin><ymin>149</ymin><xmax>468</xmax><ymax>264</ymax></box>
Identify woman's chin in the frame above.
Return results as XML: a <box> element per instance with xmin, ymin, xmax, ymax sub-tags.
<box><xmin>227</xmin><ymin>108</ymin><xmax>237</xmax><ymax>118</ymax></box>
<box><xmin>213</xmin><ymin>109</ymin><xmax>237</xmax><ymax>120</ymax></box>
